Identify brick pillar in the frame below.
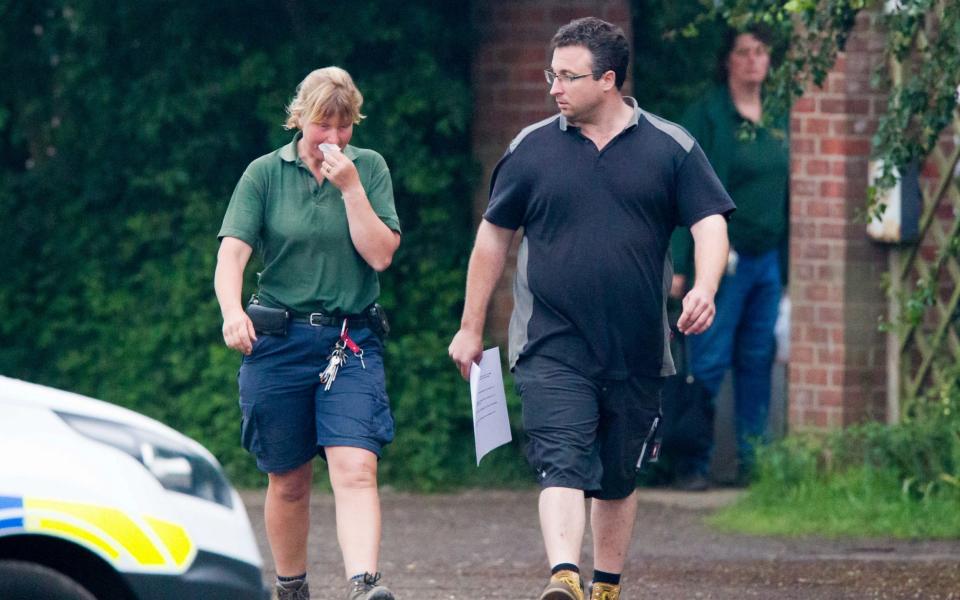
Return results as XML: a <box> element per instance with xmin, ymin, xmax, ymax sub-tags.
<box><xmin>788</xmin><ymin>11</ymin><xmax>889</xmax><ymax>430</ymax></box>
<box><xmin>472</xmin><ymin>0</ymin><xmax>633</xmax><ymax>339</ymax></box>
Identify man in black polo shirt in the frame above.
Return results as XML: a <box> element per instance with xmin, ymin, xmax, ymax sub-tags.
<box><xmin>449</xmin><ymin>17</ymin><xmax>734</xmax><ymax>600</ymax></box>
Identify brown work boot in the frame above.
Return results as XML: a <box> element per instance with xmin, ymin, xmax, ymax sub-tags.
<box><xmin>275</xmin><ymin>579</ymin><xmax>310</xmax><ymax>600</ymax></box>
<box><xmin>346</xmin><ymin>572</ymin><xmax>394</xmax><ymax>600</ymax></box>
<box><xmin>589</xmin><ymin>581</ymin><xmax>621</xmax><ymax>600</ymax></box>
<box><xmin>539</xmin><ymin>570</ymin><xmax>584</xmax><ymax>600</ymax></box>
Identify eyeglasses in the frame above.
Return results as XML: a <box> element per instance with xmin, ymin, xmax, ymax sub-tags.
<box><xmin>544</xmin><ymin>70</ymin><xmax>593</xmax><ymax>86</ymax></box>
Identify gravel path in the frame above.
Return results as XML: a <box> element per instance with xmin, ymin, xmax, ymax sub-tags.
<box><xmin>241</xmin><ymin>488</ymin><xmax>960</xmax><ymax>599</ymax></box>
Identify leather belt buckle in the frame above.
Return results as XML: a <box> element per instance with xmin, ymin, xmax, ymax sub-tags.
<box><xmin>308</xmin><ymin>313</ymin><xmax>329</xmax><ymax>327</ymax></box>
<box><xmin>305</xmin><ymin>312</ymin><xmax>365</xmax><ymax>328</ymax></box>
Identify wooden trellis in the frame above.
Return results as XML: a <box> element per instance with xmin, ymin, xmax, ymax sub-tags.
<box><xmin>896</xmin><ymin>111</ymin><xmax>960</xmax><ymax>402</ymax></box>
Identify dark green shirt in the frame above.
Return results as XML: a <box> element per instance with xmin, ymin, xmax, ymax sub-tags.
<box><xmin>671</xmin><ymin>86</ymin><xmax>789</xmax><ymax>278</ymax></box>
<box><xmin>218</xmin><ymin>132</ymin><xmax>400</xmax><ymax>314</ymax></box>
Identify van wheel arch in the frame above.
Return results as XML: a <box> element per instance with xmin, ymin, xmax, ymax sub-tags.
<box><xmin>0</xmin><ymin>535</ymin><xmax>137</xmax><ymax>600</ymax></box>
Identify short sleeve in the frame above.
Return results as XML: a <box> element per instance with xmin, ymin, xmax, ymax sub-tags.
<box><xmin>675</xmin><ymin>143</ymin><xmax>736</xmax><ymax>227</ymax></box>
<box><xmin>364</xmin><ymin>152</ymin><xmax>401</xmax><ymax>234</ymax></box>
<box><xmin>218</xmin><ymin>166</ymin><xmax>265</xmax><ymax>247</ymax></box>
<box><xmin>482</xmin><ymin>151</ymin><xmax>528</xmax><ymax>230</ymax></box>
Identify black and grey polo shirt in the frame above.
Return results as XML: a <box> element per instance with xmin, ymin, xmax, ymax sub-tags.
<box><xmin>484</xmin><ymin>97</ymin><xmax>735</xmax><ymax>380</ymax></box>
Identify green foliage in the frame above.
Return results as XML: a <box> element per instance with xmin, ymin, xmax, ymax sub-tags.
<box><xmin>680</xmin><ymin>0</ymin><xmax>864</xmax><ymax>128</ymax></box>
<box><xmin>871</xmin><ymin>1</ymin><xmax>960</xmax><ymax>191</ymax></box>
<box><xmin>716</xmin><ymin>368</ymin><xmax>960</xmax><ymax>537</ymax></box>
<box><xmin>0</xmin><ymin>0</ymin><xmax>528</xmax><ymax>489</ymax></box>
<box><xmin>715</xmin><ymin>422</ymin><xmax>960</xmax><ymax>537</ymax></box>
<box><xmin>630</xmin><ymin>0</ymin><xmax>726</xmax><ymax>120</ymax></box>
<box><xmin>711</xmin><ymin>466</ymin><xmax>960</xmax><ymax>538</ymax></box>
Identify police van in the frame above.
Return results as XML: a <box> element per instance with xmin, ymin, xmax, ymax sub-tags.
<box><xmin>0</xmin><ymin>375</ymin><xmax>269</xmax><ymax>599</ymax></box>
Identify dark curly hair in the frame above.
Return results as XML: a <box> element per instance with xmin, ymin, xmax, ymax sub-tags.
<box><xmin>715</xmin><ymin>25</ymin><xmax>775</xmax><ymax>84</ymax></box>
<box><xmin>551</xmin><ymin>17</ymin><xmax>630</xmax><ymax>90</ymax></box>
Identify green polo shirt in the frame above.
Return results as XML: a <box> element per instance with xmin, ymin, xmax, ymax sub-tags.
<box><xmin>670</xmin><ymin>86</ymin><xmax>789</xmax><ymax>280</ymax></box>
<box><xmin>218</xmin><ymin>132</ymin><xmax>400</xmax><ymax>314</ymax></box>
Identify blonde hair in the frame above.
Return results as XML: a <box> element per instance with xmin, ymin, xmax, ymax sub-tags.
<box><xmin>284</xmin><ymin>66</ymin><xmax>365</xmax><ymax>129</ymax></box>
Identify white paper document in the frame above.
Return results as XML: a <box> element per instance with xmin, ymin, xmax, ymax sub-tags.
<box><xmin>469</xmin><ymin>347</ymin><xmax>512</xmax><ymax>465</ymax></box>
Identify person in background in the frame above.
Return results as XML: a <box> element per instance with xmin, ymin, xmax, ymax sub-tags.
<box><xmin>669</xmin><ymin>26</ymin><xmax>789</xmax><ymax>491</ymax></box>
<box><xmin>214</xmin><ymin>67</ymin><xmax>401</xmax><ymax>600</ymax></box>
<box><xmin>449</xmin><ymin>17</ymin><xmax>733</xmax><ymax>600</ymax></box>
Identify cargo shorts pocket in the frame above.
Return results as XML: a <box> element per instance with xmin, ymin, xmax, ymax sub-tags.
<box><xmin>240</xmin><ymin>404</ymin><xmax>260</xmax><ymax>455</ymax></box>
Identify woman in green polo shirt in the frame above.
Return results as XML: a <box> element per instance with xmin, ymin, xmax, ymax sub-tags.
<box><xmin>669</xmin><ymin>27</ymin><xmax>789</xmax><ymax>491</ymax></box>
<box><xmin>214</xmin><ymin>66</ymin><xmax>401</xmax><ymax>600</ymax></box>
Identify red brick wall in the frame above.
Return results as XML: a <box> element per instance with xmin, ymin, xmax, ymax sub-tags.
<box><xmin>788</xmin><ymin>11</ymin><xmax>889</xmax><ymax>429</ymax></box>
<box><xmin>471</xmin><ymin>0</ymin><xmax>633</xmax><ymax>337</ymax></box>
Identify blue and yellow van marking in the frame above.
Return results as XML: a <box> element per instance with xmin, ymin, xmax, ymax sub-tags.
<box><xmin>0</xmin><ymin>496</ymin><xmax>24</xmax><ymax>530</ymax></box>
<box><xmin>0</xmin><ymin>494</ymin><xmax>195</xmax><ymax>570</ymax></box>
<box><xmin>0</xmin><ymin>496</ymin><xmax>22</xmax><ymax>510</ymax></box>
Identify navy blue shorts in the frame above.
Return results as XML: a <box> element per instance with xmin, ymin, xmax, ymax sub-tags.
<box><xmin>513</xmin><ymin>355</ymin><xmax>662</xmax><ymax>500</ymax></box>
<box><xmin>238</xmin><ymin>322</ymin><xmax>393</xmax><ymax>473</ymax></box>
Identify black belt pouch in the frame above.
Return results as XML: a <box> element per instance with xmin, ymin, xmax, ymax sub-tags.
<box><xmin>246</xmin><ymin>303</ymin><xmax>289</xmax><ymax>336</ymax></box>
<box><xmin>365</xmin><ymin>303</ymin><xmax>391</xmax><ymax>339</ymax></box>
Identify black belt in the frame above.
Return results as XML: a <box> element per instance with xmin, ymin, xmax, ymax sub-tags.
<box><xmin>290</xmin><ymin>312</ymin><xmax>372</xmax><ymax>329</ymax></box>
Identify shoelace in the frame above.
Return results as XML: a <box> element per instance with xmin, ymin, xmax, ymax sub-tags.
<box><xmin>354</xmin><ymin>571</ymin><xmax>382</xmax><ymax>591</ymax></box>
<box><xmin>591</xmin><ymin>584</ymin><xmax>619</xmax><ymax>600</ymax></box>
<box><xmin>555</xmin><ymin>573</ymin><xmax>583</xmax><ymax>600</ymax></box>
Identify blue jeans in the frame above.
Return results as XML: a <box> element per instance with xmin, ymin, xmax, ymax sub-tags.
<box><xmin>687</xmin><ymin>249</ymin><xmax>781</xmax><ymax>476</ymax></box>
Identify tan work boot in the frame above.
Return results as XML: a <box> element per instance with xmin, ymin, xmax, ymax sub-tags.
<box><xmin>589</xmin><ymin>581</ymin><xmax>621</xmax><ymax>600</ymax></box>
<box><xmin>539</xmin><ymin>570</ymin><xmax>584</xmax><ymax>600</ymax></box>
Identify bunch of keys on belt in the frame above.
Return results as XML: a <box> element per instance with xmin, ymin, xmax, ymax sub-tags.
<box><xmin>319</xmin><ymin>319</ymin><xmax>366</xmax><ymax>391</ymax></box>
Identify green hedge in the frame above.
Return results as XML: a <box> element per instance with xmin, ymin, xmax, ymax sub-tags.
<box><xmin>630</xmin><ymin>0</ymin><xmax>725</xmax><ymax>120</ymax></box>
<box><xmin>0</xmin><ymin>1</ymin><xmax>530</xmax><ymax>489</ymax></box>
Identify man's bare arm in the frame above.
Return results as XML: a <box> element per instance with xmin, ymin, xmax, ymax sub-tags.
<box><xmin>448</xmin><ymin>220</ymin><xmax>516</xmax><ymax>379</ymax></box>
<box><xmin>677</xmin><ymin>214</ymin><xmax>728</xmax><ymax>335</ymax></box>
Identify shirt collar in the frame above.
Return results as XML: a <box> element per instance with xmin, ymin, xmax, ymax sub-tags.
<box><xmin>558</xmin><ymin>96</ymin><xmax>642</xmax><ymax>132</ymax></box>
<box><xmin>623</xmin><ymin>96</ymin><xmax>642</xmax><ymax>128</ymax></box>
<box><xmin>279</xmin><ymin>131</ymin><xmax>360</xmax><ymax>163</ymax></box>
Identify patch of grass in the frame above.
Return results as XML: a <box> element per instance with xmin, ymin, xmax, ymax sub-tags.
<box><xmin>708</xmin><ymin>373</ymin><xmax>960</xmax><ymax>539</ymax></box>
<box><xmin>709</xmin><ymin>467</ymin><xmax>960</xmax><ymax>539</ymax></box>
